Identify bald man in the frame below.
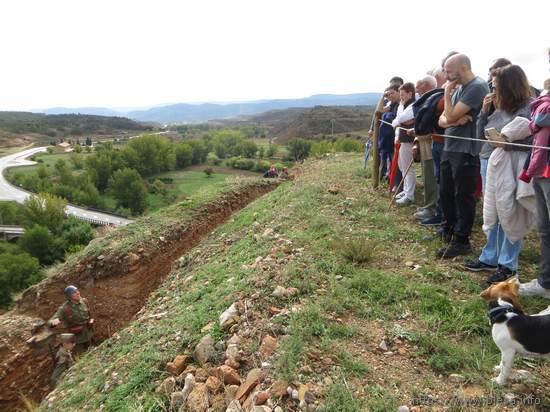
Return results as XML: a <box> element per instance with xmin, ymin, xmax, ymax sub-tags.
<box><xmin>436</xmin><ymin>54</ymin><xmax>489</xmax><ymax>258</ymax></box>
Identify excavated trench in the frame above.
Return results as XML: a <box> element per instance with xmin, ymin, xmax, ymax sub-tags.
<box><xmin>0</xmin><ymin>182</ymin><xmax>277</xmax><ymax>411</ymax></box>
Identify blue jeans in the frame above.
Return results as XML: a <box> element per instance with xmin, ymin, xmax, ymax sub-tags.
<box><xmin>479</xmin><ymin>223</ymin><xmax>521</xmax><ymax>271</ymax></box>
<box><xmin>480</xmin><ymin>157</ymin><xmax>489</xmax><ymax>193</ymax></box>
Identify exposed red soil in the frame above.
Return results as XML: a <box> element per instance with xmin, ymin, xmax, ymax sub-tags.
<box><xmin>0</xmin><ymin>182</ymin><xmax>277</xmax><ymax>411</ymax></box>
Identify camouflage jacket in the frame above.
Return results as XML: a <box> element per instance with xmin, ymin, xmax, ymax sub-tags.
<box><xmin>50</xmin><ymin>298</ymin><xmax>93</xmax><ymax>344</ymax></box>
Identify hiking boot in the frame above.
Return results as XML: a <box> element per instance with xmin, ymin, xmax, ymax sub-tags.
<box><xmin>463</xmin><ymin>259</ymin><xmax>497</xmax><ymax>272</ymax></box>
<box><xmin>519</xmin><ymin>279</ymin><xmax>550</xmax><ymax>299</ymax></box>
<box><xmin>414</xmin><ymin>208</ymin><xmax>434</xmax><ymax>220</ymax></box>
<box><xmin>436</xmin><ymin>241</ymin><xmax>472</xmax><ymax>259</ymax></box>
<box><xmin>421</xmin><ymin>215</ymin><xmax>444</xmax><ymax>226</ymax></box>
<box><xmin>486</xmin><ymin>266</ymin><xmax>516</xmax><ymax>284</ymax></box>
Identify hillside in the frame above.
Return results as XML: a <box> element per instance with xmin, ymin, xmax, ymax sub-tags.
<box><xmin>1</xmin><ymin>154</ymin><xmax>544</xmax><ymax>411</ymax></box>
<box><xmin>35</xmin><ymin>94</ymin><xmax>382</xmax><ymax>124</ymax></box>
<box><xmin>0</xmin><ymin>112</ymin><xmax>153</xmax><ymax>147</ymax></box>
<box><xmin>218</xmin><ymin>106</ymin><xmax>374</xmax><ymax>143</ymax></box>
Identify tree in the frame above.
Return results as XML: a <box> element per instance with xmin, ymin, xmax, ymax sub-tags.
<box><xmin>108</xmin><ymin>168</ymin><xmax>147</xmax><ymax>214</ymax></box>
<box><xmin>0</xmin><ymin>248</ymin><xmax>42</xmax><ymax>308</ymax></box>
<box><xmin>266</xmin><ymin>144</ymin><xmax>277</xmax><ymax>158</ymax></box>
<box><xmin>20</xmin><ymin>193</ymin><xmax>67</xmax><ymax>232</ymax></box>
<box><xmin>121</xmin><ymin>134</ymin><xmax>175</xmax><ymax>176</ymax></box>
<box><xmin>0</xmin><ymin>201</ymin><xmax>21</xmax><ymax>225</ymax></box>
<box><xmin>287</xmin><ymin>138</ymin><xmax>312</xmax><ymax>161</ymax></box>
<box><xmin>18</xmin><ymin>225</ymin><xmax>64</xmax><ymax>265</ymax></box>
<box><xmin>85</xmin><ymin>136</ymin><xmax>92</xmax><ymax>146</ymax></box>
<box><xmin>239</xmin><ymin>140</ymin><xmax>258</xmax><ymax>158</ymax></box>
<box><xmin>85</xmin><ymin>143</ymin><xmax>127</xmax><ymax>191</ymax></box>
<box><xmin>59</xmin><ymin>217</ymin><xmax>94</xmax><ymax>250</ymax></box>
<box><xmin>175</xmin><ymin>142</ymin><xmax>193</xmax><ymax>168</ymax></box>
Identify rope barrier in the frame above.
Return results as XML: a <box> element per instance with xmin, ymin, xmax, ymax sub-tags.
<box><xmin>377</xmin><ymin>118</ymin><xmax>550</xmax><ymax>151</ymax></box>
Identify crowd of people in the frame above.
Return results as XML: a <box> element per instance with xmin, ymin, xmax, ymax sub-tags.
<box><xmin>368</xmin><ymin>50</ymin><xmax>550</xmax><ymax>296</ymax></box>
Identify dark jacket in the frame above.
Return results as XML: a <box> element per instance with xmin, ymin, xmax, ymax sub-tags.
<box><xmin>413</xmin><ymin>88</ymin><xmax>445</xmax><ymax>136</ymax></box>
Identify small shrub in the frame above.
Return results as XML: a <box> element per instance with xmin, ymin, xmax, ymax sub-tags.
<box><xmin>204</xmin><ymin>167</ymin><xmax>214</xmax><ymax>177</ymax></box>
<box><xmin>253</xmin><ymin>160</ymin><xmax>271</xmax><ymax>172</ymax></box>
<box><xmin>333</xmin><ymin>237</ymin><xmax>376</xmax><ymax>264</ymax></box>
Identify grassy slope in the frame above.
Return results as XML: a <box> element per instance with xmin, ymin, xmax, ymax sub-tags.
<box><xmin>44</xmin><ymin>154</ymin><xmax>549</xmax><ymax>411</ymax></box>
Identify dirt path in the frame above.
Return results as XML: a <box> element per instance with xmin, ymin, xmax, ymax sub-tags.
<box><xmin>0</xmin><ymin>182</ymin><xmax>277</xmax><ymax>411</ymax></box>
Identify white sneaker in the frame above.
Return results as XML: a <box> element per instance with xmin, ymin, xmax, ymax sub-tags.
<box><xmin>395</xmin><ymin>192</ymin><xmax>406</xmax><ymax>200</ymax></box>
<box><xmin>396</xmin><ymin>196</ymin><xmax>413</xmax><ymax>206</ymax></box>
<box><xmin>519</xmin><ymin>279</ymin><xmax>550</xmax><ymax>299</ymax></box>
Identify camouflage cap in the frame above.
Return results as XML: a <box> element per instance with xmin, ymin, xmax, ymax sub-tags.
<box><xmin>59</xmin><ymin>333</ymin><xmax>75</xmax><ymax>343</ymax></box>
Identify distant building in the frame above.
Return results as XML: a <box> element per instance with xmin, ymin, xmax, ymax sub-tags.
<box><xmin>57</xmin><ymin>142</ymin><xmax>73</xmax><ymax>152</ymax></box>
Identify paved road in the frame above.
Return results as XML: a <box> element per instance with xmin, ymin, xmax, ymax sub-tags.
<box><xmin>0</xmin><ymin>147</ymin><xmax>132</xmax><ymax>226</ymax></box>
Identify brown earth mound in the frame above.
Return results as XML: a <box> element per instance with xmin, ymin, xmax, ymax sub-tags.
<box><xmin>0</xmin><ymin>181</ymin><xmax>277</xmax><ymax>411</ymax></box>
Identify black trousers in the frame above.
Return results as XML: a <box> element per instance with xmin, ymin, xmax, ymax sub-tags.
<box><xmin>439</xmin><ymin>151</ymin><xmax>479</xmax><ymax>242</ymax></box>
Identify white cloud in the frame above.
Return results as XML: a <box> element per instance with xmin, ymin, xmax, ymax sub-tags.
<box><xmin>0</xmin><ymin>0</ymin><xmax>548</xmax><ymax>110</ymax></box>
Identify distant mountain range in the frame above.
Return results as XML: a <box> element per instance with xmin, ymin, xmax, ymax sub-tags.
<box><xmin>36</xmin><ymin>93</ymin><xmax>381</xmax><ymax>124</ymax></box>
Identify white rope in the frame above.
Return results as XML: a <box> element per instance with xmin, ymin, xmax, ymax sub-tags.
<box><xmin>377</xmin><ymin>119</ymin><xmax>549</xmax><ymax>151</ymax></box>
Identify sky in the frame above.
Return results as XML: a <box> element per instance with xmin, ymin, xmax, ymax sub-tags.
<box><xmin>0</xmin><ymin>0</ymin><xmax>548</xmax><ymax>111</ymax></box>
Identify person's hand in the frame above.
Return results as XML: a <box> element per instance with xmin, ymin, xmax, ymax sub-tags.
<box><xmin>482</xmin><ymin>93</ymin><xmax>495</xmax><ymax>113</ymax></box>
<box><xmin>455</xmin><ymin>115</ymin><xmax>472</xmax><ymax>126</ymax></box>
<box><xmin>368</xmin><ymin>130</ymin><xmax>374</xmax><ymax>138</ymax></box>
<box><xmin>406</xmin><ymin>129</ymin><xmax>415</xmax><ymax>137</ymax></box>
<box><xmin>445</xmin><ymin>80</ymin><xmax>458</xmax><ymax>96</ymax></box>
<box><xmin>489</xmin><ymin>140</ymin><xmax>505</xmax><ymax>149</ymax></box>
<box><xmin>50</xmin><ymin>318</ymin><xmax>61</xmax><ymax>327</ymax></box>
<box><xmin>382</xmin><ymin>106</ymin><xmax>391</xmax><ymax>113</ymax></box>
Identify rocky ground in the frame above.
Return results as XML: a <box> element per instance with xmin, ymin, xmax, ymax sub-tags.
<box><xmin>25</xmin><ymin>154</ymin><xmax>550</xmax><ymax>411</ymax></box>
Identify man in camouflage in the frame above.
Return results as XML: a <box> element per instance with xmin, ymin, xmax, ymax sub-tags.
<box><xmin>50</xmin><ymin>333</ymin><xmax>75</xmax><ymax>388</ymax></box>
<box><xmin>48</xmin><ymin>285</ymin><xmax>94</xmax><ymax>350</ymax></box>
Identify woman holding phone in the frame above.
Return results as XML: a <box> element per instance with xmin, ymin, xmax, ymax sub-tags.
<box><xmin>464</xmin><ymin>64</ymin><xmax>534</xmax><ymax>284</ymax></box>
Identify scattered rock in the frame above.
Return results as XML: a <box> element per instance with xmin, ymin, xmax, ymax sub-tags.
<box><xmin>335</xmin><ymin>275</ymin><xmax>343</xmax><ymax>281</ymax></box>
<box><xmin>274</xmin><ymin>407</ymin><xmax>283</xmax><ymax>412</ymax></box>
<box><xmin>226</xmin><ymin>343</ymin><xmax>240</xmax><ymax>362</ymax></box>
<box><xmin>210</xmin><ymin>394</ymin><xmax>226</xmax><ymax>412</ymax></box>
<box><xmin>449</xmin><ymin>373</ymin><xmax>466</xmax><ymax>383</ymax></box>
<box><xmin>226</xmin><ymin>400</ymin><xmax>244</xmax><ymax>412</ymax></box>
<box><xmin>220</xmin><ymin>303</ymin><xmax>241</xmax><ymax>329</ymax></box>
<box><xmin>504</xmin><ymin>393</ymin><xmax>516</xmax><ymax>405</ymax></box>
<box><xmin>195</xmin><ymin>368</ymin><xmax>209</xmax><ymax>383</ymax></box>
<box><xmin>225</xmin><ymin>385</ymin><xmax>240</xmax><ymax>403</ymax></box>
<box><xmin>225</xmin><ymin>358</ymin><xmax>241</xmax><ymax>369</ymax></box>
<box><xmin>186</xmin><ymin>383</ymin><xmax>209</xmax><ymax>412</ymax></box>
<box><xmin>304</xmin><ymin>391</ymin><xmax>316</xmax><ymax>404</ymax></box>
<box><xmin>252</xmin><ymin>407</ymin><xmax>272</xmax><ymax>412</ymax></box>
<box><xmin>155</xmin><ymin>376</ymin><xmax>176</xmax><ymax>394</ymax></box>
<box><xmin>405</xmin><ymin>261</ymin><xmax>414</xmax><ymax>267</ymax></box>
<box><xmin>166</xmin><ymin>355</ymin><xmax>191</xmax><ymax>376</ymax></box>
<box><xmin>510</xmin><ymin>369</ymin><xmax>535</xmax><ymax>383</ymax></box>
<box><xmin>323</xmin><ymin>377</ymin><xmax>333</xmax><ymax>386</ymax></box>
<box><xmin>271</xmin><ymin>380</ymin><xmax>289</xmax><ymax>397</ymax></box>
<box><xmin>206</xmin><ymin>376</ymin><xmax>222</xmax><ymax>394</ymax></box>
<box><xmin>194</xmin><ymin>335</ymin><xmax>216</xmax><ymax>365</ymax></box>
<box><xmin>379</xmin><ymin>340</ymin><xmax>388</xmax><ymax>351</ymax></box>
<box><xmin>291</xmin><ymin>389</ymin><xmax>299</xmax><ymax>400</ymax></box>
<box><xmin>236</xmin><ymin>368</ymin><xmax>264</xmax><ymax>401</ymax></box>
<box><xmin>397</xmin><ymin>406</ymin><xmax>410</xmax><ymax>412</ymax></box>
<box><xmin>262</xmin><ymin>228</ymin><xmax>275</xmax><ymax>238</ymax></box>
<box><xmin>254</xmin><ymin>391</ymin><xmax>270</xmax><ymax>405</ymax></box>
<box><xmin>328</xmin><ymin>185</ymin><xmax>339</xmax><ymax>194</ymax></box>
<box><xmin>259</xmin><ymin>335</ymin><xmax>278</xmax><ymax>358</ymax></box>
<box><xmin>201</xmin><ymin>322</ymin><xmax>214</xmax><ymax>333</ymax></box>
<box><xmin>272</xmin><ymin>286</ymin><xmax>287</xmax><ymax>298</ymax></box>
<box><xmin>170</xmin><ymin>391</ymin><xmax>185</xmax><ymax>411</ymax></box>
<box><xmin>218</xmin><ymin>365</ymin><xmax>241</xmax><ymax>385</ymax></box>
<box><xmin>181</xmin><ymin>374</ymin><xmax>196</xmax><ymax>403</ymax></box>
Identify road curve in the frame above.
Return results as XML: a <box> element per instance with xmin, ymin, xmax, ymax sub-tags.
<box><xmin>0</xmin><ymin>147</ymin><xmax>132</xmax><ymax>226</ymax></box>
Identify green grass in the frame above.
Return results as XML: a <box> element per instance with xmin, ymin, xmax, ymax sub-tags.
<box><xmin>42</xmin><ymin>153</ymin><xmax>548</xmax><ymax>411</ymax></box>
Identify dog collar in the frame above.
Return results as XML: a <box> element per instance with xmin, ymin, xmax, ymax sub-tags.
<box><xmin>488</xmin><ymin>305</ymin><xmax>515</xmax><ymax>323</ymax></box>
